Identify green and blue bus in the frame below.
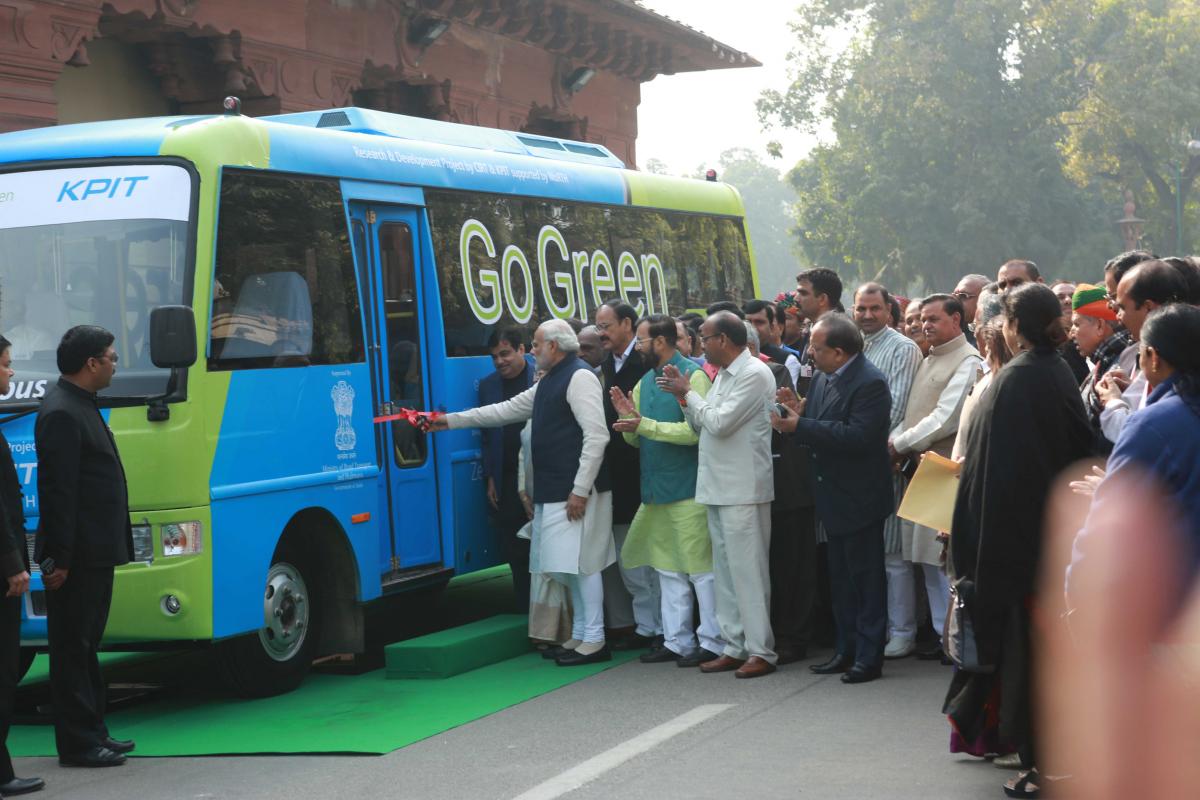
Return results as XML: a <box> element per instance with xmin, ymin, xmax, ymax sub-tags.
<box><xmin>0</xmin><ymin>103</ymin><xmax>759</xmax><ymax>695</ymax></box>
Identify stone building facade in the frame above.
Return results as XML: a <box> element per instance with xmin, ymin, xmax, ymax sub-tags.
<box><xmin>0</xmin><ymin>0</ymin><xmax>756</xmax><ymax>166</ymax></box>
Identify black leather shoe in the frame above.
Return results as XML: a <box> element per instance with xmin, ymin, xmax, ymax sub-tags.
<box><xmin>58</xmin><ymin>746</ymin><xmax>127</xmax><ymax>768</ymax></box>
<box><xmin>676</xmin><ymin>648</ymin><xmax>720</xmax><ymax>668</ymax></box>
<box><xmin>841</xmin><ymin>663</ymin><xmax>882</xmax><ymax>684</ymax></box>
<box><xmin>609</xmin><ymin>633</ymin><xmax>655</xmax><ymax>651</ymax></box>
<box><xmin>102</xmin><ymin>737</ymin><xmax>135</xmax><ymax>754</ymax></box>
<box><xmin>776</xmin><ymin>646</ymin><xmax>808</xmax><ymax>665</ymax></box>
<box><xmin>809</xmin><ymin>654</ymin><xmax>853</xmax><ymax>674</ymax></box>
<box><xmin>541</xmin><ymin>645</ymin><xmax>574</xmax><ymax>660</ymax></box>
<box><xmin>639</xmin><ymin>645</ymin><xmax>682</xmax><ymax>664</ymax></box>
<box><xmin>555</xmin><ymin>645</ymin><xmax>612</xmax><ymax>666</ymax></box>
<box><xmin>0</xmin><ymin>776</ymin><xmax>46</xmax><ymax>795</ymax></box>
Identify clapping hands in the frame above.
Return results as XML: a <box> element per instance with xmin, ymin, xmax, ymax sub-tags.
<box><xmin>1095</xmin><ymin>369</ymin><xmax>1130</xmax><ymax>405</ymax></box>
<box><xmin>610</xmin><ymin>386</ymin><xmax>641</xmax><ymax>433</ymax></box>
<box><xmin>655</xmin><ymin>364</ymin><xmax>691</xmax><ymax>398</ymax></box>
<box><xmin>775</xmin><ymin>386</ymin><xmax>804</xmax><ymax>416</ymax></box>
<box><xmin>770</xmin><ymin>387</ymin><xmax>804</xmax><ymax>433</ymax></box>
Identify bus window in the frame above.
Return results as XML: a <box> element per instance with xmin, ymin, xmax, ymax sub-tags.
<box><xmin>379</xmin><ymin>222</ymin><xmax>427</xmax><ymax>467</ymax></box>
<box><xmin>425</xmin><ymin>189</ymin><xmax>755</xmax><ymax>356</ymax></box>
<box><xmin>209</xmin><ymin>170</ymin><xmax>364</xmax><ymax>370</ymax></box>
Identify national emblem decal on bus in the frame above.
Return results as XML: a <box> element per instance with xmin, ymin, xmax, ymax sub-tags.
<box><xmin>331</xmin><ymin>380</ymin><xmax>357</xmax><ymax>452</ymax></box>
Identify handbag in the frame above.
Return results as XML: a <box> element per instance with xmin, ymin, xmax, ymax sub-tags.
<box><xmin>944</xmin><ymin>577</ymin><xmax>995</xmax><ymax>673</ymax></box>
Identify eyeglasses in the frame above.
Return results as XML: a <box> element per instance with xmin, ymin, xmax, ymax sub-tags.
<box><xmin>952</xmin><ymin>291</ymin><xmax>978</xmax><ymax>300</ymax></box>
<box><xmin>92</xmin><ymin>352</ymin><xmax>118</xmax><ymax>364</ymax></box>
<box><xmin>635</xmin><ymin>337</ymin><xmax>654</xmax><ymax>346</ymax></box>
<box><xmin>595</xmin><ymin>321</ymin><xmax>613</xmax><ymax>331</ymax></box>
<box><xmin>699</xmin><ymin>333</ymin><xmax>724</xmax><ymax>343</ymax></box>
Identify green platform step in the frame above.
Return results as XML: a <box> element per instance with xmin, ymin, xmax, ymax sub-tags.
<box><xmin>385</xmin><ymin>613</ymin><xmax>530</xmax><ymax>679</ymax></box>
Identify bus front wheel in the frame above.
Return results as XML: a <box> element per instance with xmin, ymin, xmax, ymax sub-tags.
<box><xmin>218</xmin><ymin>546</ymin><xmax>322</xmax><ymax>697</ymax></box>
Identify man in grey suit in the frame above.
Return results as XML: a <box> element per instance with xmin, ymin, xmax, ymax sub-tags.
<box><xmin>771</xmin><ymin>313</ymin><xmax>893</xmax><ymax>684</ymax></box>
<box><xmin>658</xmin><ymin>311</ymin><xmax>778</xmax><ymax>679</ymax></box>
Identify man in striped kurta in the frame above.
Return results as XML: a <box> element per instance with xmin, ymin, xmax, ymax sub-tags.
<box><xmin>852</xmin><ymin>284</ymin><xmax>922</xmax><ymax>653</ymax></box>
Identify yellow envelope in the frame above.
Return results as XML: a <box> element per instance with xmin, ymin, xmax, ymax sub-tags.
<box><xmin>897</xmin><ymin>451</ymin><xmax>961</xmax><ymax>532</ymax></box>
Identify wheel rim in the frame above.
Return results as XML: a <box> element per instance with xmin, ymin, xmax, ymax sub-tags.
<box><xmin>259</xmin><ymin>561</ymin><xmax>310</xmax><ymax>662</ymax></box>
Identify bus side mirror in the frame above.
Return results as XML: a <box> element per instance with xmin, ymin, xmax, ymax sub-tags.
<box><xmin>150</xmin><ymin>305</ymin><xmax>197</xmax><ymax>369</ymax></box>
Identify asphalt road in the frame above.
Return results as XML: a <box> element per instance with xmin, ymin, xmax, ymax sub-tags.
<box><xmin>12</xmin><ymin>650</ymin><xmax>1007</xmax><ymax>800</ymax></box>
<box><xmin>11</xmin><ymin>568</ymin><xmax>1010</xmax><ymax>799</ymax></box>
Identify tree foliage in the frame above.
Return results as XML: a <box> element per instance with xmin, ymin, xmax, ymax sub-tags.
<box><xmin>758</xmin><ymin>0</ymin><xmax>1198</xmax><ymax>291</ymax></box>
<box><xmin>1050</xmin><ymin>0</ymin><xmax>1200</xmax><ymax>254</ymax></box>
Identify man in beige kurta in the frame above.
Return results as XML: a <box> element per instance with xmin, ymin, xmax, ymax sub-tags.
<box><xmin>887</xmin><ymin>294</ymin><xmax>980</xmax><ymax>659</ymax></box>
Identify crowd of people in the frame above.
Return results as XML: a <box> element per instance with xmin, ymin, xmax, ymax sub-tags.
<box><xmin>4</xmin><ymin>254</ymin><xmax>1194</xmax><ymax>798</ymax></box>
<box><xmin>432</xmin><ymin>251</ymin><xmax>1200</xmax><ymax>799</ymax></box>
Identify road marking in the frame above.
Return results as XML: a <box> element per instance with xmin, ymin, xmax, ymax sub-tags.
<box><xmin>511</xmin><ymin>703</ymin><xmax>734</xmax><ymax>800</ymax></box>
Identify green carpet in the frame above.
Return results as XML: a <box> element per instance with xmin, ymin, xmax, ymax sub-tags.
<box><xmin>9</xmin><ymin>650</ymin><xmax>637</xmax><ymax>757</ymax></box>
<box><xmin>11</xmin><ymin>564</ymin><xmax>641</xmax><ymax>756</ymax></box>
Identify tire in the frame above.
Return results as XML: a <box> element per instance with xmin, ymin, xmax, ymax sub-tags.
<box><xmin>218</xmin><ymin>546</ymin><xmax>322</xmax><ymax>697</ymax></box>
<box><xmin>18</xmin><ymin>647</ymin><xmax>36</xmax><ymax>682</ymax></box>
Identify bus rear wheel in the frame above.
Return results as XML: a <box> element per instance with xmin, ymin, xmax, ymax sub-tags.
<box><xmin>219</xmin><ymin>547</ymin><xmax>321</xmax><ymax>697</ymax></box>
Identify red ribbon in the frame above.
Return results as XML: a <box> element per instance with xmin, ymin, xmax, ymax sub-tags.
<box><xmin>373</xmin><ymin>407</ymin><xmax>444</xmax><ymax>429</ymax></box>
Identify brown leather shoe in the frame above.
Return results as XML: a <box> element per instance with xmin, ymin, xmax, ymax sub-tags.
<box><xmin>698</xmin><ymin>654</ymin><xmax>745</xmax><ymax>673</ymax></box>
<box><xmin>734</xmin><ymin>656</ymin><xmax>777</xmax><ymax>679</ymax></box>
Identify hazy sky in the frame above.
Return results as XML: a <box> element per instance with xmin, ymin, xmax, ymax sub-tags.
<box><xmin>636</xmin><ymin>0</ymin><xmax>819</xmax><ymax>174</ymax></box>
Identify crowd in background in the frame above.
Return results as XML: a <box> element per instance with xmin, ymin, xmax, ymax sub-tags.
<box><xmin>432</xmin><ymin>250</ymin><xmax>1200</xmax><ymax>800</ymax></box>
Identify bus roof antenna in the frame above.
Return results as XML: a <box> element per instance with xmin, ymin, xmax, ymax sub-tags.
<box><xmin>223</xmin><ymin>96</ymin><xmax>242</xmax><ymax>116</ymax></box>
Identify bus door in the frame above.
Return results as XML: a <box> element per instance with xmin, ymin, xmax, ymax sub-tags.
<box><xmin>349</xmin><ymin>204</ymin><xmax>442</xmax><ymax>574</ymax></box>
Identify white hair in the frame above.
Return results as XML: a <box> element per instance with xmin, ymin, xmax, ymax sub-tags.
<box><xmin>743</xmin><ymin>320</ymin><xmax>760</xmax><ymax>350</ymax></box>
<box><xmin>538</xmin><ymin>318</ymin><xmax>580</xmax><ymax>352</ymax></box>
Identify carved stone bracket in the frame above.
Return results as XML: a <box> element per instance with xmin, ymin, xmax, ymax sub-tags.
<box><xmin>50</xmin><ymin>20</ymin><xmax>92</xmax><ymax>64</ymax></box>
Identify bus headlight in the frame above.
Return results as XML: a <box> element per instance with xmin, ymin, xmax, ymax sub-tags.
<box><xmin>131</xmin><ymin>525</ymin><xmax>154</xmax><ymax>563</ymax></box>
<box><xmin>162</xmin><ymin>522</ymin><xmax>202</xmax><ymax>557</ymax></box>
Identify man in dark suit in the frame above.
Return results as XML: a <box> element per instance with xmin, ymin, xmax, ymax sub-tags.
<box><xmin>1</xmin><ymin>334</ymin><xmax>45</xmax><ymax>796</ymax></box>
<box><xmin>596</xmin><ymin>300</ymin><xmax>659</xmax><ymax>648</ymax></box>
<box><xmin>35</xmin><ymin>325</ymin><xmax>135</xmax><ymax>767</ymax></box>
<box><xmin>771</xmin><ymin>313</ymin><xmax>893</xmax><ymax>684</ymax></box>
<box><xmin>478</xmin><ymin>328</ymin><xmax>536</xmax><ymax>610</ymax></box>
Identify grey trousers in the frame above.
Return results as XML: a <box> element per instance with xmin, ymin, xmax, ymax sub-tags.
<box><xmin>707</xmin><ymin>503</ymin><xmax>776</xmax><ymax>663</ymax></box>
<box><xmin>601</xmin><ymin>523</ymin><xmax>662</xmax><ymax>636</ymax></box>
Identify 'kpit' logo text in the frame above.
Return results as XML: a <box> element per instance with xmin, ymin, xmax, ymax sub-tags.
<box><xmin>57</xmin><ymin>175</ymin><xmax>149</xmax><ymax>202</ymax></box>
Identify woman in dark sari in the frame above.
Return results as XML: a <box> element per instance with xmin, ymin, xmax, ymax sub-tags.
<box><xmin>944</xmin><ymin>284</ymin><xmax>1092</xmax><ymax>798</ymax></box>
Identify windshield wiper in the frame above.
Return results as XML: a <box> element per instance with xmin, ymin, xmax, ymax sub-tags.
<box><xmin>0</xmin><ymin>406</ymin><xmax>39</xmax><ymax>426</ymax></box>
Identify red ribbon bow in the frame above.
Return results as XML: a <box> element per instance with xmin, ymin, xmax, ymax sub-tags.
<box><xmin>374</xmin><ymin>407</ymin><xmax>444</xmax><ymax>430</ymax></box>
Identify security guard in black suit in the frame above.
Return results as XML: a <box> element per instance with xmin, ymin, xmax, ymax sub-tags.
<box><xmin>34</xmin><ymin>326</ymin><xmax>135</xmax><ymax>768</ymax></box>
<box><xmin>0</xmin><ymin>334</ymin><xmax>45</xmax><ymax>795</ymax></box>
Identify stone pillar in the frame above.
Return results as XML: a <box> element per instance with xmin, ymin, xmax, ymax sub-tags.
<box><xmin>0</xmin><ymin>4</ymin><xmax>101</xmax><ymax>131</ymax></box>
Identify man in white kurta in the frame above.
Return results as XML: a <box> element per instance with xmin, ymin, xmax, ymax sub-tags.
<box><xmin>434</xmin><ymin>319</ymin><xmax>615</xmax><ymax>665</ymax></box>
<box><xmin>658</xmin><ymin>311</ymin><xmax>778</xmax><ymax>679</ymax></box>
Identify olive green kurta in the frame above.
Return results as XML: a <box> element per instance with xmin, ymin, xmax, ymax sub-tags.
<box><xmin>618</xmin><ymin>369</ymin><xmax>713</xmax><ymax>574</ymax></box>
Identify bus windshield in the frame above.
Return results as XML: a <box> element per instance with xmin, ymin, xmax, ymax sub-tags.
<box><xmin>0</xmin><ymin>163</ymin><xmax>192</xmax><ymax>405</ymax></box>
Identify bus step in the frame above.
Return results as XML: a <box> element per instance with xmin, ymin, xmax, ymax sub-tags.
<box><xmin>384</xmin><ymin>614</ymin><xmax>529</xmax><ymax>680</ymax></box>
<box><xmin>380</xmin><ymin>565</ymin><xmax>455</xmax><ymax>594</ymax></box>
